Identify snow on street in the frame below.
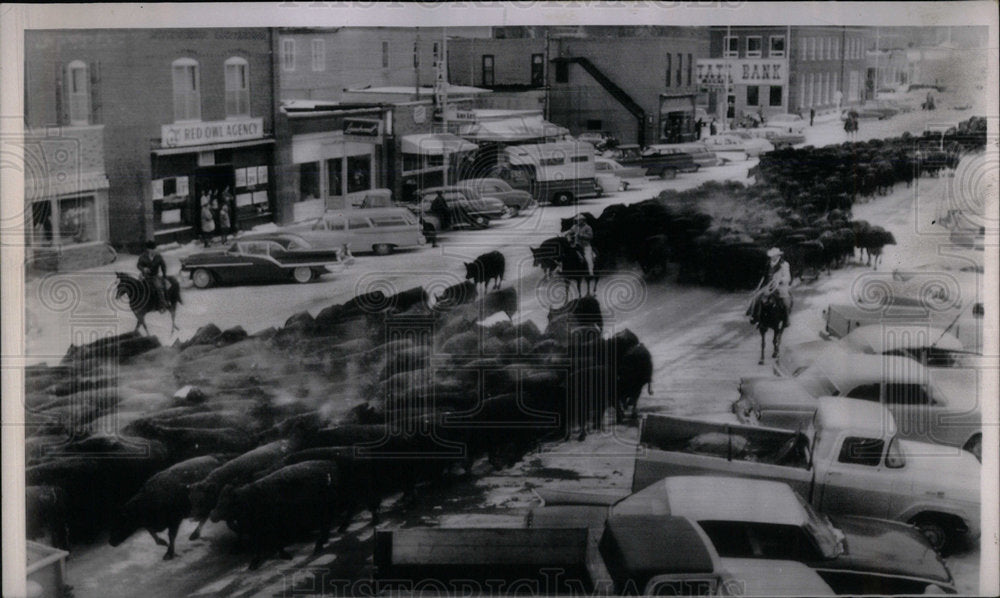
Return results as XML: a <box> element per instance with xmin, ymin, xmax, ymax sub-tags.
<box><xmin>23</xmin><ymin>100</ymin><xmax>987</xmax><ymax>596</ymax></box>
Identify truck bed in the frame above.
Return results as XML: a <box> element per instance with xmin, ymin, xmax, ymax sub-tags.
<box><xmin>633</xmin><ymin>414</ymin><xmax>813</xmax><ymax>495</ymax></box>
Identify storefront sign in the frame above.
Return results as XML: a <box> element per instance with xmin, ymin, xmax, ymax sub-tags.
<box><xmin>696</xmin><ymin>60</ymin><xmax>787</xmax><ymax>86</ymax></box>
<box><xmin>161</xmin><ymin>117</ymin><xmax>264</xmax><ymax>148</ymax></box>
<box><xmin>343</xmin><ymin>119</ymin><xmax>382</xmax><ymax>137</ymax></box>
<box><xmin>446</xmin><ymin>109</ymin><xmax>477</xmax><ymax>121</ymax></box>
<box><xmin>413</xmin><ymin>105</ymin><xmax>427</xmax><ymax>124</ymax></box>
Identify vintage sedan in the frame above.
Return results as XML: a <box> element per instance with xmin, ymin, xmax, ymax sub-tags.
<box><xmin>613</xmin><ymin>144</ymin><xmax>699</xmax><ymax>179</ymax></box>
<box><xmin>179</xmin><ymin>233</ymin><xmax>351</xmax><ymax>288</ymax></box>
<box><xmin>701</xmin><ymin>133</ymin><xmax>774</xmax><ymax>160</ymax></box>
<box><xmin>415</xmin><ymin>186</ymin><xmax>508</xmax><ymax>232</ymax></box>
<box><xmin>291</xmin><ymin>207</ymin><xmax>425</xmax><ymax>255</ymax></box>
<box><xmin>744</xmin><ymin>126</ymin><xmax>807</xmax><ymax>149</ymax></box>
<box><xmin>594</xmin><ymin>157</ymin><xmax>646</xmax><ymax>192</ymax></box>
<box><xmin>734</xmin><ymin>353</ymin><xmax>982</xmax><ymax>460</ymax></box>
<box><xmin>610</xmin><ymin>476</ymin><xmax>957</xmax><ymax>595</ymax></box>
<box><xmin>455</xmin><ymin>178</ymin><xmax>536</xmax><ymax>216</ymax></box>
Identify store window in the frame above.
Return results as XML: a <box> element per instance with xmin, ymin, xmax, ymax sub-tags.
<box><xmin>171</xmin><ymin>58</ymin><xmax>201</xmax><ymax>122</ymax></box>
<box><xmin>346</xmin><ymin>155</ymin><xmax>371</xmax><ymax>193</ymax></box>
<box><xmin>326</xmin><ymin>158</ymin><xmax>343</xmax><ymax>198</ymax></box>
<box><xmin>224</xmin><ymin>57</ymin><xmax>250</xmax><ymax>118</ymax></box>
<box><xmin>282</xmin><ymin>39</ymin><xmax>295</xmax><ymax>71</ymax></box>
<box><xmin>482</xmin><ymin>55</ymin><xmax>495</xmax><ymax>87</ymax></box>
<box><xmin>665</xmin><ymin>53</ymin><xmax>671</xmax><ymax>87</ymax></box>
<box><xmin>724</xmin><ymin>36</ymin><xmax>738</xmax><ymax>58</ymax></box>
<box><xmin>312</xmin><ymin>39</ymin><xmax>325</xmax><ymax>71</ymax></box>
<box><xmin>769</xmin><ymin>85</ymin><xmax>783</xmax><ymax>107</ymax></box>
<box><xmin>746</xmin><ymin>36</ymin><xmax>762</xmax><ymax>57</ymax></box>
<box><xmin>769</xmin><ymin>36</ymin><xmax>785</xmax><ymax>57</ymax></box>
<box><xmin>57</xmin><ymin>195</ymin><xmax>98</xmax><ymax>244</ymax></box>
<box><xmin>67</xmin><ymin>61</ymin><xmax>90</xmax><ymax>126</ymax></box>
<box><xmin>531</xmin><ymin>54</ymin><xmax>544</xmax><ymax>87</ymax></box>
<box><xmin>746</xmin><ymin>85</ymin><xmax>759</xmax><ymax>106</ymax></box>
<box><xmin>299</xmin><ymin>162</ymin><xmax>320</xmax><ymax>202</ymax></box>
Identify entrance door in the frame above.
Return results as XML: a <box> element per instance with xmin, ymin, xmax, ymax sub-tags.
<box><xmin>726</xmin><ymin>94</ymin><xmax>736</xmax><ymax>119</ymax></box>
<box><xmin>194</xmin><ymin>165</ymin><xmax>236</xmax><ymax>238</ymax></box>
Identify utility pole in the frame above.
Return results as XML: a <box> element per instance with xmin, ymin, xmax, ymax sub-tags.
<box><xmin>414</xmin><ymin>32</ymin><xmax>421</xmax><ymax>102</ymax></box>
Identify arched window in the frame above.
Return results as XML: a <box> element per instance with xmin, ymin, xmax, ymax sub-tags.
<box><xmin>224</xmin><ymin>57</ymin><xmax>250</xmax><ymax>117</ymax></box>
<box><xmin>172</xmin><ymin>58</ymin><xmax>201</xmax><ymax>122</ymax></box>
<box><xmin>67</xmin><ymin>60</ymin><xmax>90</xmax><ymax>125</ymax></box>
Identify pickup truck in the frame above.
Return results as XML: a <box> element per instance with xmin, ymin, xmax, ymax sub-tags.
<box><xmin>373</xmin><ymin>511</ymin><xmax>835</xmax><ymax>596</ymax></box>
<box><xmin>613</xmin><ymin>144</ymin><xmax>700</xmax><ymax>179</ymax></box>
<box><xmin>632</xmin><ymin>397</ymin><xmax>980</xmax><ymax>553</ymax></box>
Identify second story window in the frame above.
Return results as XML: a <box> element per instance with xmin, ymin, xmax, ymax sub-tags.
<box><xmin>724</xmin><ymin>36</ymin><xmax>738</xmax><ymax>58</ymax></box>
<box><xmin>531</xmin><ymin>53</ymin><xmax>544</xmax><ymax>87</ymax></box>
<box><xmin>171</xmin><ymin>58</ymin><xmax>201</xmax><ymax>122</ymax></box>
<box><xmin>687</xmin><ymin>53</ymin><xmax>692</xmax><ymax>86</ymax></box>
<box><xmin>312</xmin><ymin>39</ymin><xmax>325</xmax><ymax>71</ymax></box>
<box><xmin>665</xmin><ymin>53</ymin><xmax>671</xmax><ymax>87</ymax></box>
<box><xmin>482</xmin><ymin>55</ymin><xmax>494</xmax><ymax>87</ymax></box>
<box><xmin>382</xmin><ymin>41</ymin><xmax>389</xmax><ymax>68</ymax></box>
<box><xmin>676</xmin><ymin>53</ymin><xmax>682</xmax><ymax>86</ymax></box>
<box><xmin>769</xmin><ymin>35</ymin><xmax>785</xmax><ymax>57</ymax></box>
<box><xmin>282</xmin><ymin>39</ymin><xmax>295</xmax><ymax>71</ymax></box>
<box><xmin>66</xmin><ymin>60</ymin><xmax>90</xmax><ymax>126</ymax></box>
<box><xmin>746</xmin><ymin>36</ymin><xmax>762</xmax><ymax>57</ymax></box>
<box><xmin>224</xmin><ymin>57</ymin><xmax>250</xmax><ymax>118</ymax></box>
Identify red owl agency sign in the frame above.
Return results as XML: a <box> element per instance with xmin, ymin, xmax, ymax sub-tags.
<box><xmin>161</xmin><ymin>118</ymin><xmax>264</xmax><ymax>148</ymax></box>
<box><xmin>696</xmin><ymin>59</ymin><xmax>788</xmax><ymax>87</ymax></box>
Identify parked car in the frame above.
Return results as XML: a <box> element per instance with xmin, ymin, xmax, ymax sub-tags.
<box><xmin>415</xmin><ymin>186</ymin><xmax>507</xmax><ymax>233</ymax></box>
<box><xmin>179</xmin><ymin>233</ymin><xmax>352</xmax><ymax>288</ymax></box>
<box><xmin>734</xmin><ymin>353</ymin><xmax>982</xmax><ymax>460</ymax></box>
<box><xmin>701</xmin><ymin>133</ymin><xmax>774</xmax><ymax>160</ymax></box>
<box><xmin>645</xmin><ymin>143</ymin><xmax>720</xmax><ymax>168</ymax></box>
<box><xmin>594</xmin><ymin>157</ymin><xmax>646</xmax><ymax>192</ymax></box>
<box><xmin>351</xmin><ymin>188</ymin><xmax>395</xmax><ymax>209</ymax></box>
<box><xmin>455</xmin><ymin>178</ymin><xmax>536</xmax><ymax>216</ymax></box>
<box><xmin>745</xmin><ymin>126</ymin><xmax>806</xmax><ymax>149</ymax></box>
<box><xmin>611</xmin><ymin>476</ymin><xmax>957</xmax><ymax>594</ymax></box>
<box><xmin>776</xmin><ymin>324</ymin><xmax>965</xmax><ymax>377</ymax></box>
<box><xmin>577</xmin><ymin>130</ymin><xmax>618</xmax><ymax>151</ymax></box>
<box><xmin>629</xmin><ymin>398</ymin><xmax>981</xmax><ymax>554</ymax></box>
<box><xmin>612</xmin><ymin>144</ymin><xmax>699</xmax><ymax>179</ymax></box>
<box><xmin>766</xmin><ymin>113</ymin><xmax>807</xmax><ymax>133</ymax></box>
<box><xmin>841</xmin><ymin>101</ymin><xmax>899</xmax><ymax>120</ymax></box>
<box><xmin>291</xmin><ymin>207</ymin><xmax>425</xmax><ymax>255</ymax></box>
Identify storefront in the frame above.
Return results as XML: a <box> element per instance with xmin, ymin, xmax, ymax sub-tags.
<box><xmin>150</xmin><ymin>117</ymin><xmax>274</xmax><ymax>244</ymax></box>
<box><xmin>696</xmin><ymin>58</ymin><xmax>788</xmax><ymax>126</ymax></box>
<box><xmin>658</xmin><ymin>94</ymin><xmax>697</xmax><ymax>143</ymax></box>
<box><xmin>399</xmin><ymin>133</ymin><xmax>478</xmax><ymax>195</ymax></box>
<box><xmin>274</xmin><ymin>104</ymin><xmax>388</xmax><ymax>224</ymax></box>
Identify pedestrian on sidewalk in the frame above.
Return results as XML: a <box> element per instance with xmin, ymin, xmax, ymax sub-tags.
<box><xmin>709</xmin><ymin>118</ymin><xmax>718</xmax><ymax>136</ymax></box>
<box><xmin>200</xmin><ymin>200</ymin><xmax>216</xmax><ymax>247</ymax></box>
<box><xmin>218</xmin><ymin>201</ymin><xmax>231</xmax><ymax>245</ymax></box>
<box><xmin>809</xmin><ymin>107</ymin><xmax>815</xmax><ymax>126</ymax></box>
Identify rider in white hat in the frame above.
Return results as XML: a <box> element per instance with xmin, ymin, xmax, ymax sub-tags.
<box><xmin>747</xmin><ymin>247</ymin><xmax>792</xmax><ymax>326</ymax></box>
<box><xmin>564</xmin><ymin>214</ymin><xmax>595</xmax><ymax>276</ymax></box>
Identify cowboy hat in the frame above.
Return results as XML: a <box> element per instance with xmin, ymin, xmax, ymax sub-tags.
<box><xmin>766</xmin><ymin>247</ymin><xmax>783</xmax><ymax>258</ymax></box>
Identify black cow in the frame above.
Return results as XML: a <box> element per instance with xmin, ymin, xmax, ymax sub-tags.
<box><xmin>529</xmin><ymin>237</ymin><xmax>565</xmax><ymax>280</ymax></box>
<box><xmin>132</xmin><ymin>424</ymin><xmax>255</xmax><ymax>463</ymax></box>
<box><xmin>26</xmin><ymin>485</ymin><xmax>70</xmax><ymax>550</ymax></box>
<box><xmin>109</xmin><ymin>455</ymin><xmax>222</xmax><ymax>560</ymax></box>
<box><xmin>386</xmin><ymin>286</ymin><xmax>429</xmax><ymax>314</ymax></box>
<box><xmin>546</xmin><ymin>295</ymin><xmax>603</xmax><ymax>340</ymax></box>
<box><xmin>614</xmin><ymin>343</ymin><xmax>654</xmax><ymax>422</ymax></box>
<box><xmin>476</xmin><ymin>287</ymin><xmax>518</xmax><ymax>320</ymax></box>
<box><xmin>465</xmin><ymin>250</ymin><xmax>506</xmax><ymax>291</ymax></box>
<box><xmin>434</xmin><ymin>280</ymin><xmax>477</xmax><ymax>309</ymax></box>
<box><xmin>211</xmin><ymin>460</ymin><xmax>342</xmax><ymax>570</ymax></box>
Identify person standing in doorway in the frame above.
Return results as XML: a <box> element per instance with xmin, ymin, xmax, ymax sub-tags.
<box><xmin>809</xmin><ymin>106</ymin><xmax>816</xmax><ymax>126</ymax></box>
<box><xmin>694</xmin><ymin>118</ymin><xmax>704</xmax><ymax>140</ymax></box>
<box><xmin>709</xmin><ymin>118</ymin><xmax>718</xmax><ymax>136</ymax></box>
<box><xmin>218</xmin><ymin>201</ymin><xmax>231</xmax><ymax>245</ymax></box>
<box><xmin>200</xmin><ymin>199</ymin><xmax>216</xmax><ymax>247</ymax></box>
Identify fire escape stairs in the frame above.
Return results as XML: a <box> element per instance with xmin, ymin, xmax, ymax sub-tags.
<box><xmin>554</xmin><ymin>56</ymin><xmax>647</xmax><ymax>147</ymax></box>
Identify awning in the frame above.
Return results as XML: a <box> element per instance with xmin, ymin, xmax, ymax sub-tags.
<box><xmin>152</xmin><ymin>138</ymin><xmax>275</xmax><ymax>156</ymax></box>
<box><xmin>401</xmin><ymin>133</ymin><xmax>477</xmax><ymax>156</ymax></box>
<box><xmin>458</xmin><ymin>116</ymin><xmax>569</xmax><ymax>142</ymax></box>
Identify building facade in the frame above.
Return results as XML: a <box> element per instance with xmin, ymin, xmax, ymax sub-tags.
<box><xmin>24</xmin><ymin>29</ymin><xmax>276</xmax><ymax>254</ymax></box>
<box><xmin>705</xmin><ymin>27</ymin><xmax>875</xmax><ymax>124</ymax></box>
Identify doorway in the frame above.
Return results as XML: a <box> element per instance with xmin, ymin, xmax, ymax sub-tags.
<box><xmin>194</xmin><ymin>165</ymin><xmax>236</xmax><ymax>237</ymax></box>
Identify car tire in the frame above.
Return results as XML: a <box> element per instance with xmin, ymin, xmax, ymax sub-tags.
<box><xmin>660</xmin><ymin>168</ymin><xmax>677</xmax><ymax>180</ymax></box>
<box><xmin>373</xmin><ymin>243</ymin><xmax>393</xmax><ymax>256</ymax></box>
<box><xmin>551</xmin><ymin>192</ymin><xmax>573</xmax><ymax>206</ymax></box>
<box><xmin>192</xmin><ymin>269</ymin><xmax>214</xmax><ymax>289</ymax></box>
<box><xmin>507</xmin><ymin>206</ymin><xmax>520</xmax><ymax>218</ymax></box>
<box><xmin>911</xmin><ymin>516</ymin><xmax>951</xmax><ymax>554</ymax></box>
<box><xmin>293</xmin><ymin>266</ymin><xmax>315</xmax><ymax>284</ymax></box>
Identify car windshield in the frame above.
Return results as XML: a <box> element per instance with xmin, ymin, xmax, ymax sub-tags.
<box><xmin>794</xmin><ymin>493</ymin><xmax>844</xmax><ymax>559</ymax></box>
<box><xmin>285</xmin><ymin>237</ymin><xmax>311</xmax><ymax>250</ymax></box>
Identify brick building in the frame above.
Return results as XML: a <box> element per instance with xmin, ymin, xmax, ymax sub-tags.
<box><xmin>24</xmin><ymin>29</ymin><xmax>276</xmax><ymax>255</ymax></box>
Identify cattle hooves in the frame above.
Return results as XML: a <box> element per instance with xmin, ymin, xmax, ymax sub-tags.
<box><xmin>772</xmin><ymin>351</ymin><xmax>779</xmax><ymax>358</ymax></box>
<box><xmin>758</xmin><ymin>359</ymin><xmax>765</xmax><ymax>365</ymax></box>
<box><xmin>163</xmin><ymin>551</ymin><xmax>175</xmax><ymax>561</ymax></box>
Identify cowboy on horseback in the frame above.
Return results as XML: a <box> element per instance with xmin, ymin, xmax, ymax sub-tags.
<box><xmin>747</xmin><ymin>247</ymin><xmax>792</xmax><ymax>328</ymax></box>
<box><xmin>563</xmin><ymin>214</ymin><xmax>595</xmax><ymax>277</ymax></box>
<box><xmin>137</xmin><ymin>240</ymin><xmax>168</xmax><ymax>311</ymax></box>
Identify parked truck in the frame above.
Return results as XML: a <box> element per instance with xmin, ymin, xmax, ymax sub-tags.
<box><xmin>373</xmin><ymin>512</ymin><xmax>836</xmax><ymax>596</ymax></box>
<box><xmin>631</xmin><ymin>397</ymin><xmax>980</xmax><ymax>553</ymax></box>
<box><xmin>496</xmin><ymin>141</ymin><xmax>602</xmax><ymax>206</ymax></box>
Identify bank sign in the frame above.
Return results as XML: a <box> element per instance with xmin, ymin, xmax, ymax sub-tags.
<box><xmin>161</xmin><ymin>117</ymin><xmax>264</xmax><ymax>148</ymax></box>
<box><xmin>695</xmin><ymin>60</ymin><xmax>788</xmax><ymax>86</ymax></box>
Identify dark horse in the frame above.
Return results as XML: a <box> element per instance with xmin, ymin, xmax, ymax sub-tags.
<box><xmin>529</xmin><ymin>236</ymin><xmax>599</xmax><ymax>298</ymax></box>
<box><xmin>114</xmin><ymin>272</ymin><xmax>182</xmax><ymax>335</ymax></box>
<box><xmin>754</xmin><ymin>292</ymin><xmax>788</xmax><ymax>365</ymax></box>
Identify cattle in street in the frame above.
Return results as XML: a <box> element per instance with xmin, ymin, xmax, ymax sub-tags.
<box><xmin>613</xmin><ymin>343</ymin><xmax>654</xmax><ymax>422</ymax></box>
<box><xmin>434</xmin><ymin>280</ymin><xmax>477</xmax><ymax>309</ymax></box>
<box><xmin>529</xmin><ymin>237</ymin><xmax>567</xmax><ymax>280</ymax></box>
<box><xmin>476</xmin><ymin>286</ymin><xmax>518</xmax><ymax>320</ymax></box>
<box><xmin>26</xmin><ymin>485</ymin><xmax>70</xmax><ymax>550</ymax></box>
<box><xmin>109</xmin><ymin>455</ymin><xmax>222</xmax><ymax>560</ymax></box>
<box><xmin>465</xmin><ymin>250</ymin><xmax>506</xmax><ymax>291</ymax></box>
<box><xmin>132</xmin><ymin>424</ymin><xmax>255</xmax><ymax>463</ymax></box>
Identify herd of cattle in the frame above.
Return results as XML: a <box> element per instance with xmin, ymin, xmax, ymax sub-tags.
<box><xmin>25</xmin><ymin>267</ymin><xmax>653</xmax><ymax>570</ymax></box>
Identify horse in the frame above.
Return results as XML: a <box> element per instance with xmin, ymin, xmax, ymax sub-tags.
<box><xmin>114</xmin><ymin>272</ymin><xmax>182</xmax><ymax>335</ymax></box>
<box><xmin>754</xmin><ymin>292</ymin><xmax>788</xmax><ymax>365</ymax></box>
<box><xmin>529</xmin><ymin>236</ymin><xmax>598</xmax><ymax>298</ymax></box>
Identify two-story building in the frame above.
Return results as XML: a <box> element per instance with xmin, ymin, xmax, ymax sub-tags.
<box><xmin>24</xmin><ymin>28</ymin><xmax>276</xmax><ymax>256</ymax></box>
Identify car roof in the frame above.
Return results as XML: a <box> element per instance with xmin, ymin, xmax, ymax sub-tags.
<box><xmin>456</xmin><ymin>178</ymin><xmax>508</xmax><ymax>186</ymax></box>
<box><xmin>613</xmin><ymin>476</ymin><xmax>807</xmax><ymax>527</ymax></box>
<box><xmin>322</xmin><ymin>208</ymin><xmax>412</xmax><ymax>218</ymax></box>
<box><xmin>419</xmin><ymin>186</ymin><xmax>468</xmax><ymax>194</ymax></box>
<box><xmin>804</xmin><ymin>352</ymin><xmax>930</xmax><ymax>386</ymax></box>
<box><xmin>842</xmin><ymin>324</ymin><xmax>964</xmax><ymax>353</ymax></box>
<box><xmin>238</xmin><ymin>232</ymin><xmax>305</xmax><ymax>243</ymax></box>
<box><xmin>815</xmin><ymin>396</ymin><xmax>896</xmax><ymax>436</ymax></box>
